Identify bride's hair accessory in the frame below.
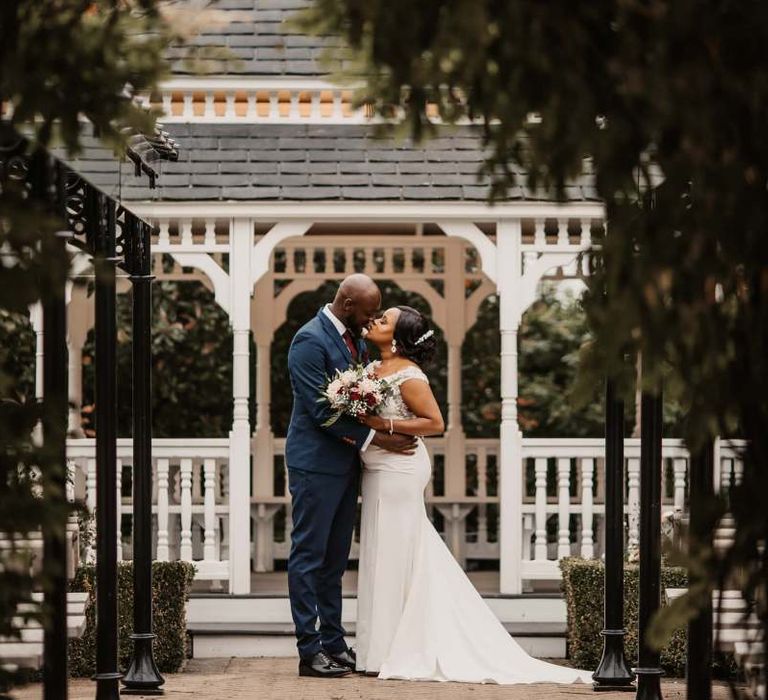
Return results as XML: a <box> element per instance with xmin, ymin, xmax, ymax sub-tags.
<box><xmin>391</xmin><ymin>339</ymin><xmax>398</xmax><ymax>354</ymax></box>
<box><xmin>414</xmin><ymin>329</ymin><xmax>434</xmax><ymax>346</ymax></box>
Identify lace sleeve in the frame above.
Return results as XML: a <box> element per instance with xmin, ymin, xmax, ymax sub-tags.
<box><xmin>394</xmin><ymin>366</ymin><xmax>429</xmax><ymax>385</ymax></box>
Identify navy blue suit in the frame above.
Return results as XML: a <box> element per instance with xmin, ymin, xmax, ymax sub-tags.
<box><xmin>286</xmin><ymin>308</ymin><xmax>370</xmax><ymax>658</ymax></box>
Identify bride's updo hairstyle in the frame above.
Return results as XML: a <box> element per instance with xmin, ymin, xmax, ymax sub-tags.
<box><xmin>393</xmin><ymin>305</ymin><xmax>437</xmax><ymax>367</ymax></box>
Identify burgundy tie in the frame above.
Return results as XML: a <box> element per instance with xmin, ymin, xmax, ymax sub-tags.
<box><xmin>342</xmin><ymin>330</ymin><xmax>358</xmax><ymax>361</ymax></box>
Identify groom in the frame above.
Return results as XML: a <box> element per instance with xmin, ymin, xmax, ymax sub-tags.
<box><xmin>286</xmin><ymin>274</ymin><xmax>416</xmax><ymax>678</ymax></box>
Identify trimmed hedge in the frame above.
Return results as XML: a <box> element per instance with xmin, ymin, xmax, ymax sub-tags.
<box><xmin>68</xmin><ymin>561</ymin><xmax>195</xmax><ymax>677</ymax></box>
<box><xmin>560</xmin><ymin>557</ymin><xmax>688</xmax><ymax>676</ymax></box>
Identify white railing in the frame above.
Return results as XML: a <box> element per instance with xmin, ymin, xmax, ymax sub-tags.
<box><xmin>143</xmin><ymin>79</ymin><xmax>368</xmax><ymax>124</ymax></box>
<box><xmin>252</xmin><ymin>436</ymin><xmax>746</xmax><ymax>583</ymax></box>
<box><xmin>67</xmin><ymin>438</ymin><xmax>230</xmax><ymax>582</ymax></box>
<box><xmin>67</xmin><ymin>436</ymin><xmax>746</xmax><ymax>589</ymax></box>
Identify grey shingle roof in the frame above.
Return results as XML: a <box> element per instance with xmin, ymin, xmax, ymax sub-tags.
<box><xmin>67</xmin><ymin>124</ymin><xmax>597</xmax><ymax>203</ymax></box>
<box><xmin>166</xmin><ymin>0</ymin><xmax>341</xmax><ymax>76</ymax></box>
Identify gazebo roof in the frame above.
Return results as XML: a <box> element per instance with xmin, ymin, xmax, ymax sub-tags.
<box><xmin>72</xmin><ymin>123</ymin><xmax>597</xmax><ymax>203</ymax></box>
<box><xmin>167</xmin><ymin>0</ymin><xmax>338</xmax><ymax>77</ymax></box>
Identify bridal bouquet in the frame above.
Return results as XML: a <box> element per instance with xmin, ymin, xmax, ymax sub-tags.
<box><xmin>319</xmin><ymin>364</ymin><xmax>393</xmax><ymax>427</ymax></box>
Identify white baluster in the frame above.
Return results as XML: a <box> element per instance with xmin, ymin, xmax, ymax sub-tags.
<box><xmin>289</xmin><ymin>92</ymin><xmax>299</xmax><ymax>119</ymax></box>
<box><xmin>203</xmin><ymin>459</ymin><xmax>217</xmax><ymax>563</ymax></box>
<box><xmin>183</xmin><ymin>92</ymin><xmax>193</xmax><ymax>119</ymax></box>
<box><xmin>157</xmin><ymin>220</ymin><xmax>170</xmax><ymax>247</ymax></box>
<box><xmin>580</xmin><ymin>458</ymin><xmax>595</xmax><ymax>559</ymax></box>
<box><xmin>204</xmin><ymin>219</ymin><xmax>216</xmax><ymax>247</ymax></box>
<box><xmin>204</xmin><ymin>92</ymin><xmax>215</xmax><ymax>119</ymax></box>
<box><xmin>534</xmin><ymin>458</ymin><xmax>548</xmax><ymax>560</ymax></box>
<box><xmin>332</xmin><ymin>91</ymin><xmax>343</xmax><ymax>119</ymax></box>
<box><xmin>246</xmin><ymin>92</ymin><xmax>257</xmax><ymax>120</ymax></box>
<box><xmin>627</xmin><ymin>457</ymin><xmax>641</xmax><ymax>550</ymax></box>
<box><xmin>225</xmin><ymin>92</ymin><xmax>236</xmax><ymax>118</ymax></box>
<box><xmin>161</xmin><ymin>92</ymin><xmax>172</xmax><ymax>118</ymax></box>
<box><xmin>673</xmin><ymin>458</ymin><xmax>687</xmax><ymax>512</ymax></box>
<box><xmin>269</xmin><ymin>92</ymin><xmax>278</xmax><ymax>119</ymax></box>
<box><xmin>180</xmin><ymin>219</ymin><xmax>193</xmax><ymax>246</ymax></box>
<box><xmin>310</xmin><ymin>91</ymin><xmax>321</xmax><ymax>119</ymax></box>
<box><xmin>534</xmin><ymin>219</ymin><xmax>546</xmax><ymax>247</ymax></box>
<box><xmin>116</xmin><ymin>459</ymin><xmax>123</xmax><ymax>561</ymax></box>
<box><xmin>156</xmin><ymin>459</ymin><xmax>170</xmax><ymax>561</ymax></box>
<box><xmin>180</xmin><ymin>458</ymin><xmax>193</xmax><ymax>561</ymax></box>
<box><xmin>557</xmin><ymin>218</ymin><xmax>569</xmax><ymax>245</ymax></box>
<box><xmin>557</xmin><ymin>458</ymin><xmax>571</xmax><ymax>559</ymax></box>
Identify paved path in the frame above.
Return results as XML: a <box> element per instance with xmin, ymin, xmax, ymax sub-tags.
<box><xmin>11</xmin><ymin>658</ymin><xmax>736</xmax><ymax>700</ymax></box>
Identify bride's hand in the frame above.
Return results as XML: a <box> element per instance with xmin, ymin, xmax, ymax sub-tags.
<box><xmin>358</xmin><ymin>414</ymin><xmax>386</xmax><ymax>431</ymax></box>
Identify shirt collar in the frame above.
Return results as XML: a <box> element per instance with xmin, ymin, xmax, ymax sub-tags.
<box><xmin>323</xmin><ymin>304</ymin><xmax>348</xmax><ymax>336</ymax></box>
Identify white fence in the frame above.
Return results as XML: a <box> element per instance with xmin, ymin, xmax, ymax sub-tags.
<box><xmin>67</xmin><ymin>436</ymin><xmax>745</xmax><ymax>591</ymax></box>
<box><xmin>67</xmin><ymin>438</ymin><xmax>230</xmax><ymax>581</ymax></box>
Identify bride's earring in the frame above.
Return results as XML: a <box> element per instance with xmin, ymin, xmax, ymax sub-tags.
<box><xmin>391</xmin><ymin>339</ymin><xmax>397</xmax><ymax>354</ymax></box>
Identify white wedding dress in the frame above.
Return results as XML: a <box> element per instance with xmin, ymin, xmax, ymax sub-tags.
<box><xmin>355</xmin><ymin>363</ymin><xmax>591</xmax><ymax>684</ymax></box>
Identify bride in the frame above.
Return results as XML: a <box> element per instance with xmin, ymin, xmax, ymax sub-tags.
<box><xmin>355</xmin><ymin>305</ymin><xmax>590</xmax><ymax>684</ymax></box>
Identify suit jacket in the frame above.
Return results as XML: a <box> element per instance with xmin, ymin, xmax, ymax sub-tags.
<box><xmin>285</xmin><ymin>308</ymin><xmax>372</xmax><ymax>475</ymax></box>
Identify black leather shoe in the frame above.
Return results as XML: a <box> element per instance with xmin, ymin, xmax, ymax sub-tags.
<box><xmin>298</xmin><ymin>650</ymin><xmax>352</xmax><ymax>678</ymax></box>
<box><xmin>328</xmin><ymin>647</ymin><xmax>356</xmax><ymax>671</ymax></box>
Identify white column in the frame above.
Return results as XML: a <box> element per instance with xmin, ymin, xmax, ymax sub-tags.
<box><xmin>557</xmin><ymin>457</ymin><xmax>571</xmax><ymax>559</ymax></box>
<box><xmin>497</xmin><ymin>219</ymin><xmax>523</xmax><ymax>594</ymax></box>
<box><xmin>229</xmin><ymin>217</ymin><xmax>253</xmax><ymax>593</ymax></box>
<box><xmin>443</xmin><ymin>240</ymin><xmax>467</xmax><ymax>500</ymax></box>
<box><xmin>580</xmin><ymin>458</ymin><xmax>595</xmax><ymax>559</ymax></box>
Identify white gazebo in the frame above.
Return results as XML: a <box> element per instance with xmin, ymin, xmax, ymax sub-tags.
<box><xmin>43</xmin><ymin>3</ymin><xmax>744</xmax><ymax>637</ymax></box>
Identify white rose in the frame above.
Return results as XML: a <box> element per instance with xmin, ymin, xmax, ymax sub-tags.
<box><xmin>358</xmin><ymin>377</ymin><xmax>378</xmax><ymax>395</ymax></box>
<box><xmin>326</xmin><ymin>378</ymin><xmax>344</xmax><ymax>401</ymax></box>
<box><xmin>340</xmin><ymin>369</ymin><xmax>357</xmax><ymax>386</ymax></box>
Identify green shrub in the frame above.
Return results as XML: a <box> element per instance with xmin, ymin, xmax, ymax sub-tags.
<box><xmin>560</xmin><ymin>557</ymin><xmax>688</xmax><ymax>676</ymax></box>
<box><xmin>68</xmin><ymin>561</ymin><xmax>195</xmax><ymax>677</ymax></box>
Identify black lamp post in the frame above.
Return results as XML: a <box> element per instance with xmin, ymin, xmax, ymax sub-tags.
<box><xmin>37</xmin><ymin>152</ymin><xmax>70</xmax><ymax>700</ymax></box>
<box><xmin>686</xmin><ymin>440</ymin><xmax>714</xmax><ymax>700</ymax></box>
<box><xmin>91</xmin><ymin>192</ymin><xmax>122</xmax><ymax>699</ymax></box>
<box><xmin>634</xmin><ymin>387</ymin><xmax>664</xmax><ymax>700</ymax></box>
<box><xmin>593</xmin><ymin>378</ymin><xmax>635</xmax><ymax>691</ymax></box>
<box><xmin>122</xmin><ymin>216</ymin><xmax>164</xmax><ymax>694</ymax></box>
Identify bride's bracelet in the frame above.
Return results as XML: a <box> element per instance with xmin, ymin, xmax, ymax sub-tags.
<box><xmin>388</xmin><ymin>418</ymin><xmax>394</xmax><ymax>435</ymax></box>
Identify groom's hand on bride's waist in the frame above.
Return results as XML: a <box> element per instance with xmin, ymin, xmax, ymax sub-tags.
<box><xmin>371</xmin><ymin>431</ymin><xmax>417</xmax><ymax>455</ymax></box>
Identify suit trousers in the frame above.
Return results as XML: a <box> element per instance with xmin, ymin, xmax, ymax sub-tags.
<box><xmin>287</xmin><ymin>467</ymin><xmax>359</xmax><ymax>659</ymax></box>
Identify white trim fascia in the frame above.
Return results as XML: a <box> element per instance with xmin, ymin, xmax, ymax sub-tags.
<box><xmin>130</xmin><ymin>200</ymin><xmax>606</xmax><ymax>222</ymax></box>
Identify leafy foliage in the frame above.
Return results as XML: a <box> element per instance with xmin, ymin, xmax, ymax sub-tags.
<box><xmin>298</xmin><ymin>0</ymin><xmax>768</xmax><ymax>667</ymax></box>
<box><xmin>463</xmin><ymin>288</ymin><xmax>604</xmax><ymax>438</ymax></box>
<box><xmin>560</xmin><ymin>558</ymin><xmax>689</xmax><ymax>675</ymax></box>
<box><xmin>80</xmin><ymin>281</ymin><xmax>233</xmax><ymax>438</ymax></box>
<box><xmin>68</xmin><ymin>561</ymin><xmax>195</xmax><ymax>677</ymax></box>
<box><xmin>0</xmin><ymin>0</ymin><xmax>211</xmax><ymax>691</ymax></box>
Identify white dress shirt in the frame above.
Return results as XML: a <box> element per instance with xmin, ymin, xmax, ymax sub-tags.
<box><xmin>323</xmin><ymin>304</ymin><xmax>375</xmax><ymax>452</ymax></box>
